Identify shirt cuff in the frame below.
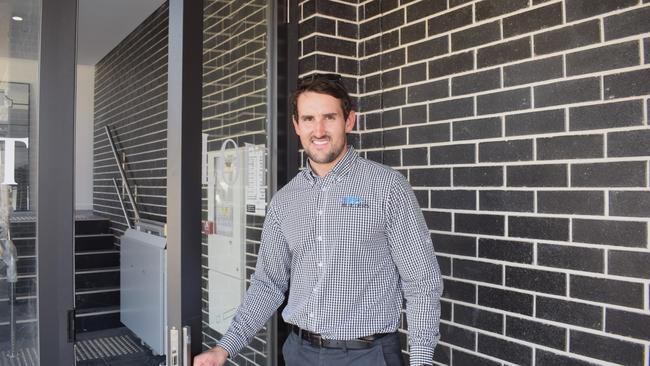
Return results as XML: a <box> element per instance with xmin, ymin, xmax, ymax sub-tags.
<box><xmin>409</xmin><ymin>345</ymin><xmax>434</xmax><ymax>366</ymax></box>
<box><xmin>216</xmin><ymin>332</ymin><xmax>247</xmax><ymax>359</ymax></box>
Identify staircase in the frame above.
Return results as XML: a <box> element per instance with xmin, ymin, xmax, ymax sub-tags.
<box><xmin>74</xmin><ymin>213</ymin><xmax>121</xmax><ymax>333</ymax></box>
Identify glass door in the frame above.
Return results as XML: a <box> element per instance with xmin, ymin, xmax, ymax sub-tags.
<box><xmin>0</xmin><ymin>1</ymin><xmax>41</xmax><ymax>364</ymax></box>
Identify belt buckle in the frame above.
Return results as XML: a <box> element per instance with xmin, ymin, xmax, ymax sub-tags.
<box><xmin>314</xmin><ymin>335</ymin><xmax>324</xmax><ymax>348</ymax></box>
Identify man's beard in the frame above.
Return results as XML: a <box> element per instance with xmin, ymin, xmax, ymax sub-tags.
<box><xmin>304</xmin><ymin>138</ymin><xmax>344</xmax><ymax>165</ymax></box>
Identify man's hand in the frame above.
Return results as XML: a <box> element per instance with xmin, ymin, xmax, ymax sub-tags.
<box><xmin>193</xmin><ymin>346</ymin><xmax>229</xmax><ymax>366</ymax></box>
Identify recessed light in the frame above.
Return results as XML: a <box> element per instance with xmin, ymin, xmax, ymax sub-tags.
<box><xmin>12</xmin><ymin>16</ymin><xmax>23</xmax><ymax>21</ymax></box>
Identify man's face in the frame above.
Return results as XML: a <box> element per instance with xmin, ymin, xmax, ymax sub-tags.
<box><xmin>293</xmin><ymin>91</ymin><xmax>356</xmax><ymax>174</ymax></box>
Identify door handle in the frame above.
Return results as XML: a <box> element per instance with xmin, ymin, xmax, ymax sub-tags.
<box><xmin>182</xmin><ymin>326</ymin><xmax>191</xmax><ymax>366</ymax></box>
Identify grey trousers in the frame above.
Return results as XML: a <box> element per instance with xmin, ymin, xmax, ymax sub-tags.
<box><xmin>282</xmin><ymin>331</ymin><xmax>405</xmax><ymax>366</ymax></box>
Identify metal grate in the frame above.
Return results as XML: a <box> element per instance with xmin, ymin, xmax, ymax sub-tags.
<box><xmin>75</xmin><ymin>334</ymin><xmax>145</xmax><ymax>362</ymax></box>
<box><xmin>0</xmin><ymin>347</ymin><xmax>38</xmax><ymax>366</ymax></box>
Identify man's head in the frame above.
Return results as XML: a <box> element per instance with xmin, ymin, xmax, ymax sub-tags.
<box><xmin>291</xmin><ymin>74</ymin><xmax>356</xmax><ymax>176</ymax></box>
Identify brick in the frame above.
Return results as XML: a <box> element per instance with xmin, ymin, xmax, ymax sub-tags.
<box><xmin>410</xmin><ymin>168</ymin><xmax>450</xmax><ymax>187</ymax></box>
<box><xmin>430</xmin><ymin>143</ymin><xmax>474</xmax><ymax>164</ymax></box>
<box><xmin>476</xmin><ymin>0</ymin><xmax>529</xmax><ymax>21</ymax></box>
<box><xmin>509</xmin><ymin>216</ymin><xmax>569</xmax><ymax>241</ymax></box>
<box><xmin>454</xmin><ymin>304</ymin><xmax>503</xmax><ymax>333</ymax></box>
<box><xmin>337</xmin><ymin>20</ymin><xmax>357</xmax><ymax>39</ymax></box>
<box><xmin>507</xmin><ymin>164</ymin><xmax>567</xmax><ymax>187</ymax></box>
<box><xmin>538</xmin><ymin>190</ymin><xmax>604</xmax><ymax>215</ymax></box>
<box><xmin>360</xmin><ymin>17</ymin><xmax>381</xmax><ymax>40</ymax></box>
<box><xmin>407</xmin><ymin>36</ymin><xmax>448</xmax><ymax>63</ymax></box>
<box><xmin>428</xmin><ymin>5</ymin><xmax>472</xmax><ymax>36</ymax></box>
<box><xmin>306</xmin><ymin>35</ymin><xmax>356</xmax><ymax>57</ymax></box>
<box><xmin>566</xmin><ymin>0</ymin><xmax>637</xmax><ymax>21</ymax></box>
<box><xmin>429</xmin><ymin>98</ymin><xmax>474</xmax><ymax>122</ymax></box>
<box><xmin>479</xmin><ymin>139</ymin><xmax>533</xmax><ymax>162</ymax></box>
<box><xmin>402</xmin><ymin>147</ymin><xmax>427</xmax><ymax>166</ymax></box>
<box><xmin>449</xmin><ymin>0</ymin><xmax>473</xmax><ymax>6</ymax></box>
<box><xmin>534</xmin><ymin>77</ymin><xmax>600</xmax><ymax>107</ymax></box>
<box><xmin>401</xmin><ymin>105</ymin><xmax>427</xmax><ymax>125</ymax></box>
<box><xmin>480</xmin><ymin>190</ymin><xmax>534</xmax><ymax>212</ymax></box>
<box><xmin>382</xmin><ymin>8</ymin><xmax>405</xmax><ymax>31</ymax></box>
<box><xmin>537</xmin><ymin>134</ymin><xmax>603</xmax><ymax>160</ymax></box>
<box><xmin>506</xmin><ymin>316</ymin><xmax>566</xmax><ymax>350</ymax></box>
<box><xmin>605</xmin><ymin>6</ymin><xmax>650</xmax><ymax>40</ymax></box>
<box><xmin>406</xmin><ymin>0</ymin><xmax>446</xmax><ymax>22</ymax></box>
<box><xmin>478</xmin><ymin>87</ymin><xmax>531</xmax><ymax>115</ymax></box>
<box><xmin>382</xmin><ymin>127</ymin><xmax>406</xmax><ymax>146</ymax></box>
<box><xmin>536</xmin><ymin>296</ymin><xmax>603</xmax><ymax>329</ymax></box>
<box><xmin>570</xmin><ymin>330</ymin><xmax>645</xmax><ymax>366</ymax></box>
<box><xmin>605</xmin><ymin>68</ymin><xmax>650</xmax><ymax>99</ymax></box>
<box><xmin>454</xmin><ymin>258</ymin><xmax>503</xmax><ymax>285</ymax></box>
<box><xmin>407</xmin><ymin>79</ymin><xmax>448</xmax><ymax>103</ymax></box>
<box><xmin>423</xmin><ymin>210</ymin><xmax>451</xmax><ymax>231</ymax></box>
<box><xmin>451</xmin><ymin>21</ymin><xmax>501</xmax><ymax>51</ymax></box>
<box><xmin>439</xmin><ymin>322</ymin><xmax>475</xmax><ymax>350</ymax></box>
<box><xmin>379</xmin><ymin>149</ymin><xmax>401</xmax><ymax>166</ymax></box>
<box><xmin>429</xmin><ymin>51</ymin><xmax>474</xmax><ymax>79</ymax></box>
<box><xmin>570</xmin><ymin>100</ymin><xmax>644</xmax><ymax>131</ymax></box>
<box><xmin>359</xmin><ymin>93</ymin><xmax>382</xmax><ymax>112</ymax></box>
<box><xmin>454</xmin><ymin>166</ymin><xmax>503</xmax><ymax>187</ymax></box>
<box><xmin>453</xmin><ymin>117</ymin><xmax>502</xmax><ymax>141</ymax></box>
<box><xmin>414</xmin><ymin>189</ymin><xmax>429</xmax><ymax>207</ymax></box>
<box><xmin>606</xmin><ymin>308</ymin><xmax>650</xmax><ymax>341</ymax></box>
<box><xmin>505</xmin><ymin>109</ymin><xmax>565</xmax><ymax>136</ymax></box>
<box><xmin>478</xmin><ymin>286</ymin><xmax>533</xmax><ymax>316</ymax></box>
<box><xmin>432</xmin><ymin>233</ymin><xmax>476</xmax><ymax>257</ymax></box>
<box><xmin>571</xmin><ymin>275</ymin><xmax>644</xmax><ymax>308</ymax></box>
<box><xmin>567</xmin><ymin>41</ymin><xmax>639</xmax><ymax>76</ymax></box>
<box><xmin>503</xmin><ymin>3</ymin><xmax>563</xmax><ymax>38</ymax></box>
<box><xmin>382</xmin><ymin>88</ymin><xmax>406</xmax><ymax>109</ymax></box>
<box><xmin>573</xmin><ymin>218</ymin><xmax>647</xmax><ymax>247</ymax></box>
<box><xmin>479</xmin><ymin>238</ymin><xmax>533</xmax><ymax>264</ymax></box>
<box><xmin>380</xmin><ymin>48</ymin><xmax>405</xmax><ymax>69</ymax></box>
<box><xmin>430</xmin><ymin>190</ymin><xmax>475</xmax><ymax>210</ymax></box>
<box><xmin>535</xmin><ymin>20</ymin><xmax>601</xmax><ymax>55</ymax></box>
<box><xmin>538</xmin><ymin>243</ymin><xmax>604</xmax><ymax>273</ymax></box>
<box><xmin>503</xmin><ymin>56</ymin><xmax>563</xmax><ymax>87</ymax></box>
<box><xmin>441</xmin><ymin>299</ymin><xmax>452</xmax><ymax>319</ymax></box>
<box><xmin>571</xmin><ymin>161</ymin><xmax>647</xmax><ymax>187</ymax></box>
<box><xmin>452</xmin><ymin>69</ymin><xmax>501</xmax><ymax>96</ymax></box>
<box><xmin>506</xmin><ymin>266</ymin><xmax>566</xmax><ymax>295</ymax></box>
<box><xmin>408</xmin><ymin>123</ymin><xmax>450</xmax><ymax>144</ymax></box>
<box><xmin>299</xmin><ymin>16</ymin><xmax>335</xmax><ymax>38</ymax></box>
<box><xmin>608</xmin><ymin>250</ymin><xmax>650</xmax><ymax>279</ymax></box>
<box><xmin>536</xmin><ymin>350</ymin><xmax>602</xmax><ymax>366</ymax></box>
<box><xmin>402</xmin><ymin>62</ymin><xmax>426</xmax><ymax>85</ymax></box>
<box><xmin>610</xmin><ymin>191</ymin><xmax>650</xmax><ymax>217</ymax></box>
<box><xmin>455</xmin><ymin>213</ymin><xmax>505</xmax><ymax>236</ymax></box>
<box><xmin>608</xmin><ymin>129</ymin><xmax>650</xmax><ymax>157</ymax></box>
<box><xmin>400</xmin><ymin>21</ymin><xmax>425</xmax><ymax>45</ymax></box>
<box><xmin>314</xmin><ymin>0</ymin><xmax>356</xmax><ymax>21</ymax></box>
<box><xmin>645</xmin><ymin>38</ymin><xmax>650</xmax><ymax>63</ymax></box>
<box><xmin>361</xmin><ymin>130</ymin><xmax>382</xmax><ymax>148</ymax></box>
<box><xmin>477</xmin><ymin>37</ymin><xmax>531</xmax><ymax>68</ymax></box>
<box><xmin>382</xmin><ymin>70</ymin><xmax>400</xmax><ymax>90</ymax></box>
<box><xmin>383</xmin><ymin>108</ymin><xmax>401</xmax><ymax>128</ymax></box>
<box><xmin>453</xmin><ymin>349</ymin><xmax>501</xmax><ymax>366</ymax></box>
<box><xmin>432</xmin><ymin>344</ymin><xmax>451</xmax><ymax>365</ymax></box>
<box><xmin>477</xmin><ymin>334</ymin><xmax>533</xmax><ymax>366</ymax></box>
<box><xmin>443</xmin><ymin>278</ymin><xmax>476</xmax><ymax>303</ymax></box>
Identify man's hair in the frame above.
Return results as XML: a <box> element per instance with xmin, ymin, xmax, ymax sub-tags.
<box><xmin>291</xmin><ymin>73</ymin><xmax>353</xmax><ymax>121</ymax></box>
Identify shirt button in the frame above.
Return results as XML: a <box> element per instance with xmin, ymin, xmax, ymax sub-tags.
<box><xmin>317</xmin><ymin>236</ymin><xmax>322</xmax><ymax>241</ymax></box>
<box><xmin>312</xmin><ymin>288</ymin><xmax>318</xmax><ymax>293</ymax></box>
<box><xmin>309</xmin><ymin>313</ymin><xmax>314</xmax><ymax>318</ymax></box>
<box><xmin>318</xmin><ymin>210</ymin><xmax>323</xmax><ymax>215</ymax></box>
<box><xmin>317</xmin><ymin>262</ymin><xmax>323</xmax><ymax>267</ymax></box>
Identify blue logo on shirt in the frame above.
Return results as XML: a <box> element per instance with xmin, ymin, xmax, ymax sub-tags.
<box><xmin>341</xmin><ymin>196</ymin><xmax>369</xmax><ymax>208</ymax></box>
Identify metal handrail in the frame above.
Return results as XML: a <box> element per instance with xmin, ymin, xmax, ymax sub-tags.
<box><xmin>104</xmin><ymin>126</ymin><xmax>141</xmax><ymax>224</ymax></box>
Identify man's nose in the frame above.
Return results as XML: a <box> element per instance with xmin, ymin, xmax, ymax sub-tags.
<box><xmin>313</xmin><ymin>119</ymin><xmax>326</xmax><ymax>135</ymax></box>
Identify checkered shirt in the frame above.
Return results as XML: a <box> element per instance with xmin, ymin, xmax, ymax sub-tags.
<box><xmin>218</xmin><ymin>146</ymin><xmax>443</xmax><ymax>366</ymax></box>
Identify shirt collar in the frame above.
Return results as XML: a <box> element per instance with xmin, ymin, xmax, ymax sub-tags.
<box><xmin>302</xmin><ymin>145</ymin><xmax>358</xmax><ymax>184</ymax></box>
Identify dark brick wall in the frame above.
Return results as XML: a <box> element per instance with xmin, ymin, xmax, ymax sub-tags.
<box><xmin>93</xmin><ymin>4</ymin><xmax>169</xmax><ymax>232</ymax></box>
<box><xmin>201</xmin><ymin>1</ymin><xmax>270</xmax><ymax>365</ymax></box>
<box><xmin>298</xmin><ymin>0</ymin><xmax>650</xmax><ymax>365</ymax></box>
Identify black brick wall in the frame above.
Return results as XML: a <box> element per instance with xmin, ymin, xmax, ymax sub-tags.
<box><xmin>93</xmin><ymin>4</ymin><xmax>169</xmax><ymax>232</ymax></box>
<box><xmin>298</xmin><ymin>0</ymin><xmax>650</xmax><ymax>365</ymax></box>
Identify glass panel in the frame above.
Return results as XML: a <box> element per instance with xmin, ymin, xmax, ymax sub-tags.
<box><xmin>201</xmin><ymin>0</ymin><xmax>273</xmax><ymax>364</ymax></box>
<box><xmin>0</xmin><ymin>0</ymin><xmax>41</xmax><ymax>364</ymax></box>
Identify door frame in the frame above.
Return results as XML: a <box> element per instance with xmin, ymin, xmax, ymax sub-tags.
<box><xmin>37</xmin><ymin>0</ymin><xmax>77</xmax><ymax>364</ymax></box>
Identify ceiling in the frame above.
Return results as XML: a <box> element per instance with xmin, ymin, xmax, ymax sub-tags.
<box><xmin>1</xmin><ymin>0</ymin><xmax>164</xmax><ymax>65</ymax></box>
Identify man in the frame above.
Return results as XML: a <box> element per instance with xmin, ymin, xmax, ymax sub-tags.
<box><xmin>194</xmin><ymin>74</ymin><xmax>442</xmax><ymax>366</ymax></box>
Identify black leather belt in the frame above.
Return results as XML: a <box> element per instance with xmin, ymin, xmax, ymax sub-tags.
<box><xmin>290</xmin><ymin>324</ymin><xmax>390</xmax><ymax>350</ymax></box>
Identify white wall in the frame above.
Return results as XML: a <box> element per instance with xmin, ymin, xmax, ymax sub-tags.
<box><xmin>75</xmin><ymin>65</ymin><xmax>94</xmax><ymax>211</ymax></box>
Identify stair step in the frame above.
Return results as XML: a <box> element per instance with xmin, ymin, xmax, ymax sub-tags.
<box><xmin>76</xmin><ymin>269</ymin><xmax>120</xmax><ymax>291</ymax></box>
<box><xmin>76</xmin><ymin>290</ymin><xmax>120</xmax><ymax>310</ymax></box>
<box><xmin>75</xmin><ymin>252</ymin><xmax>119</xmax><ymax>271</ymax></box>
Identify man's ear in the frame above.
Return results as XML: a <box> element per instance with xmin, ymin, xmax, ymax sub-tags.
<box><xmin>345</xmin><ymin>110</ymin><xmax>356</xmax><ymax>133</ymax></box>
<box><xmin>292</xmin><ymin>117</ymin><xmax>300</xmax><ymax>136</ymax></box>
